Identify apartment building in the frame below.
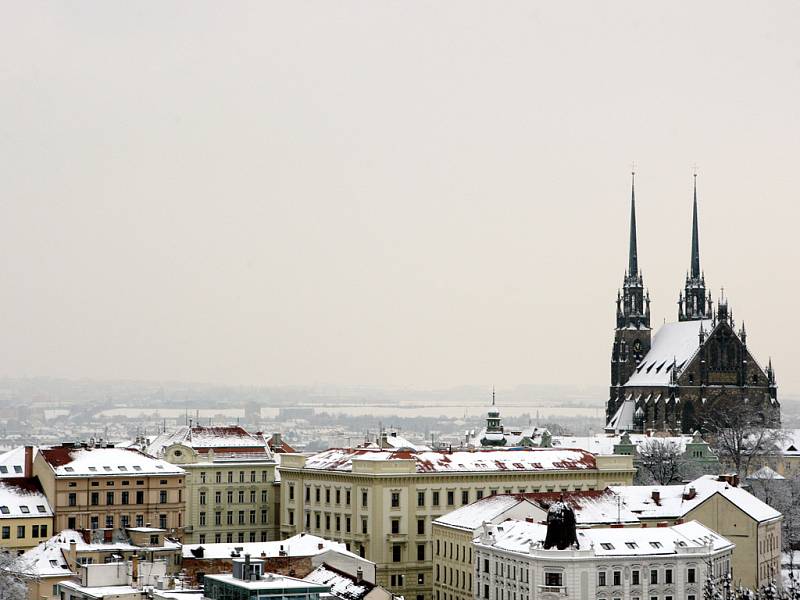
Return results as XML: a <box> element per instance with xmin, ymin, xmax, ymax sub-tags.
<box><xmin>0</xmin><ymin>476</ymin><xmax>54</xmax><ymax>553</ymax></box>
<box><xmin>145</xmin><ymin>425</ymin><xmax>278</xmax><ymax>543</ymax></box>
<box><xmin>33</xmin><ymin>443</ymin><xmax>185</xmax><ymax>536</ymax></box>
<box><xmin>474</xmin><ymin>516</ymin><xmax>733</xmax><ymax>600</ymax></box>
<box><xmin>278</xmin><ymin>447</ymin><xmax>635</xmax><ymax>600</ymax></box>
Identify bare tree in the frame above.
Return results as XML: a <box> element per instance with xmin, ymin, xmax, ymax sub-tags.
<box><xmin>700</xmin><ymin>402</ymin><xmax>784</xmax><ymax>478</ymax></box>
<box><xmin>636</xmin><ymin>438</ymin><xmax>689</xmax><ymax>485</ymax></box>
<box><xmin>0</xmin><ymin>551</ymin><xmax>34</xmax><ymax>600</ymax></box>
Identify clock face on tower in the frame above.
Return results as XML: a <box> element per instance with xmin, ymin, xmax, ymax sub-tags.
<box><xmin>633</xmin><ymin>340</ymin><xmax>641</xmax><ymax>353</ymax></box>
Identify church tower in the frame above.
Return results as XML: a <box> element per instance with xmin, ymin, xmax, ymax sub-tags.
<box><xmin>678</xmin><ymin>174</ymin><xmax>713</xmax><ymax>321</ymax></box>
<box><xmin>608</xmin><ymin>172</ymin><xmax>652</xmax><ymax>422</ymax></box>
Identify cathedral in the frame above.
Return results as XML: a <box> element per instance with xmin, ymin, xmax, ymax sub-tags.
<box><xmin>605</xmin><ymin>173</ymin><xmax>780</xmax><ymax>434</ymax></box>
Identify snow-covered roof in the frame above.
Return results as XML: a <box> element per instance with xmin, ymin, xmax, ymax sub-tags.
<box><xmin>302</xmin><ymin>448</ymin><xmax>596</xmax><ymax>473</ymax></box>
<box><xmin>551</xmin><ymin>433</ymin><xmax>696</xmax><ymax>456</ymax></box>
<box><xmin>780</xmin><ymin>429</ymin><xmax>800</xmax><ymax>456</ymax></box>
<box><xmin>182</xmin><ymin>533</ymin><xmax>356</xmax><ymax>560</ymax></box>
<box><xmin>145</xmin><ymin>426</ymin><xmax>274</xmax><ymax>460</ymax></box>
<box><xmin>40</xmin><ymin>446</ymin><xmax>184</xmax><ymax>477</ymax></box>
<box><xmin>19</xmin><ymin>538</ymin><xmax>73</xmax><ymax>577</ymax></box>
<box><xmin>434</xmin><ymin>495</ymin><xmax>534</xmax><ymax>531</ymax></box>
<box><xmin>625</xmin><ymin>319</ymin><xmax>711</xmax><ymax>386</ymax></box>
<box><xmin>204</xmin><ymin>573</ymin><xmax>328</xmax><ymax>592</ymax></box>
<box><xmin>0</xmin><ymin>478</ymin><xmax>53</xmax><ymax>518</ymax></box>
<box><xmin>379</xmin><ymin>433</ymin><xmax>431</xmax><ymax>452</ymax></box>
<box><xmin>58</xmin><ymin>581</ymin><xmax>143</xmax><ymax>600</ymax></box>
<box><xmin>610</xmin><ymin>475</ymin><xmax>782</xmax><ymax>523</ymax></box>
<box><xmin>478</xmin><ymin>518</ymin><xmax>733</xmax><ymax>556</ymax></box>
<box><xmin>605</xmin><ymin>398</ymin><xmax>635</xmax><ymax>432</ymax></box>
<box><xmin>0</xmin><ymin>446</ymin><xmax>27</xmax><ymax>478</ymax></box>
<box><xmin>304</xmin><ymin>565</ymin><xmax>374</xmax><ymax>600</ymax></box>
<box><xmin>748</xmin><ymin>465</ymin><xmax>785</xmax><ymax>481</ymax></box>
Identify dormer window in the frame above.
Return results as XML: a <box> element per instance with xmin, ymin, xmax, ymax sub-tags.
<box><xmin>64</xmin><ymin>467</ymin><xmax>74</xmax><ymax>472</ymax></box>
<box><xmin>19</xmin><ymin>506</ymin><xmax>29</xmax><ymax>513</ymax></box>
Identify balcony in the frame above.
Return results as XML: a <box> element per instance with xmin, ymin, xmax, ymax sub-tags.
<box><xmin>385</xmin><ymin>532</ymin><xmax>408</xmax><ymax>543</ymax></box>
<box><xmin>537</xmin><ymin>586</ymin><xmax>567</xmax><ymax>596</ymax></box>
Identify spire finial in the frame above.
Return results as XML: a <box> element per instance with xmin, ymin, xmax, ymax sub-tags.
<box><xmin>492</xmin><ymin>385</ymin><xmax>495</xmax><ymax>407</ymax></box>
<box><xmin>691</xmin><ymin>169</ymin><xmax>701</xmax><ymax>279</ymax></box>
<box><xmin>628</xmin><ymin>168</ymin><xmax>638</xmax><ymax>277</ymax></box>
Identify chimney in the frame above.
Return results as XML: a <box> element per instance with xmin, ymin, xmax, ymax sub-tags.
<box><xmin>683</xmin><ymin>487</ymin><xmax>697</xmax><ymax>501</ymax></box>
<box><xmin>67</xmin><ymin>540</ymin><xmax>78</xmax><ymax>569</ymax></box>
<box><xmin>24</xmin><ymin>446</ymin><xmax>33</xmax><ymax>478</ymax></box>
<box><xmin>356</xmin><ymin>567</ymin><xmax>363</xmax><ymax>584</ymax></box>
<box><xmin>131</xmin><ymin>554</ymin><xmax>139</xmax><ymax>588</ymax></box>
<box><xmin>318</xmin><ymin>543</ymin><xmax>324</xmax><ymax>550</ymax></box>
<box><xmin>244</xmin><ymin>554</ymin><xmax>251</xmax><ymax>581</ymax></box>
<box><xmin>651</xmin><ymin>490</ymin><xmax>661</xmax><ymax>505</ymax></box>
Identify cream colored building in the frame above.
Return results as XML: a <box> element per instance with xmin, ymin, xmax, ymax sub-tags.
<box><xmin>279</xmin><ymin>447</ymin><xmax>635</xmax><ymax>600</ymax></box>
<box><xmin>145</xmin><ymin>425</ymin><xmax>278</xmax><ymax>544</ymax></box>
<box><xmin>33</xmin><ymin>443</ymin><xmax>186</xmax><ymax>537</ymax></box>
<box><xmin>432</xmin><ymin>490</ymin><xmax>642</xmax><ymax>600</ymax></box>
<box><xmin>611</xmin><ymin>474</ymin><xmax>782</xmax><ymax>591</ymax></box>
<box><xmin>0</xmin><ymin>474</ymin><xmax>54</xmax><ymax>553</ymax></box>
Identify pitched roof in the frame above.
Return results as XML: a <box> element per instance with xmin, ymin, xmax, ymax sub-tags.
<box><xmin>304</xmin><ymin>564</ymin><xmax>375</xmax><ymax>600</ymax></box>
<box><xmin>145</xmin><ymin>426</ymin><xmax>274</xmax><ymax>460</ymax></box>
<box><xmin>302</xmin><ymin>448</ymin><xmax>597</xmax><ymax>473</ymax></box>
<box><xmin>625</xmin><ymin>319</ymin><xmax>711</xmax><ymax>386</ymax></box>
<box><xmin>0</xmin><ymin>478</ymin><xmax>53</xmax><ymax>518</ymax></box>
<box><xmin>0</xmin><ymin>446</ymin><xmax>27</xmax><ymax>478</ymax></box>
<box><xmin>181</xmin><ymin>532</ymin><xmax>356</xmax><ymax>560</ymax></box>
<box><xmin>39</xmin><ymin>446</ymin><xmax>184</xmax><ymax>477</ymax></box>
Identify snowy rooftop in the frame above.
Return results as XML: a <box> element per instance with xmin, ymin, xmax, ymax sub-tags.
<box><xmin>0</xmin><ymin>446</ymin><xmax>26</xmax><ymax>478</ymax></box>
<box><xmin>204</xmin><ymin>573</ymin><xmax>329</xmax><ymax>592</ymax></box>
<box><xmin>748</xmin><ymin>465</ymin><xmax>785</xmax><ymax>481</ymax></box>
<box><xmin>435</xmin><ymin>490</ymin><xmax>639</xmax><ymax>532</ymax></box>
<box><xmin>304</xmin><ymin>564</ymin><xmax>374</xmax><ymax>600</ymax></box>
<box><xmin>40</xmin><ymin>446</ymin><xmax>184</xmax><ymax>477</ymax></box>
<box><xmin>0</xmin><ymin>478</ymin><xmax>53</xmax><ymax>518</ymax></box>
<box><xmin>610</xmin><ymin>475</ymin><xmax>782</xmax><ymax>523</ymax></box>
<box><xmin>303</xmin><ymin>447</ymin><xmax>596</xmax><ymax>473</ymax></box>
<box><xmin>551</xmin><ymin>433</ymin><xmax>697</xmax><ymax>456</ymax></box>
<box><xmin>478</xmin><ymin>518</ymin><xmax>733</xmax><ymax>556</ymax></box>
<box><xmin>145</xmin><ymin>426</ymin><xmax>274</xmax><ymax>460</ymax></box>
<box><xmin>625</xmin><ymin>319</ymin><xmax>711</xmax><ymax>387</ymax></box>
<box><xmin>58</xmin><ymin>581</ymin><xmax>143</xmax><ymax>599</ymax></box>
<box><xmin>182</xmin><ymin>532</ymin><xmax>356</xmax><ymax>560</ymax></box>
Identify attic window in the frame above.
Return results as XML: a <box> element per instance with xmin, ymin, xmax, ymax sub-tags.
<box><xmin>88</xmin><ymin>467</ymin><xmax>97</xmax><ymax>472</ymax></box>
<box><xmin>625</xmin><ymin>542</ymin><xmax>638</xmax><ymax>549</ymax></box>
<box><xmin>0</xmin><ymin>506</ymin><xmax>8</xmax><ymax>514</ymax></box>
<box><xmin>49</xmin><ymin>560</ymin><xmax>58</xmax><ymax>567</ymax></box>
<box><xmin>19</xmin><ymin>506</ymin><xmax>29</xmax><ymax>514</ymax></box>
<box><xmin>655</xmin><ymin>361</ymin><xmax>666</xmax><ymax>373</ymax></box>
<box><xmin>677</xmin><ymin>541</ymin><xmax>687</xmax><ymax>547</ymax></box>
<box><xmin>156</xmin><ymin>465</ymin><xmax>164</xmax><ymax>469</ymax></box>
<box><xmin>0</xmin><ymin>467</ymin><xmax>6</xmax><ymax>473</ymax></box>
<box><xmin>37</xmin><ymin>505</ymin><xmax>46</xmax><ymax>513</ymax></box>
<box><xmin>600</xmin><ymin>543</ymin><xmax>614</xmax><ymax>550</ymax></box>
<box><xmin>103</xmin><ymin>466</ymin><xmax>112</xmax><ymax>472</ymax></box>
<box><xmin>118</xmin><ymin>466</ymin><xmax>127</xmax><ymax>471</ymax></box>
<box><xmin>13</xmin><ymin>466</ymin><xmax>21</xmax><ymax>473</ymax></box>
<box><xmin>133</xmin><ymin>466</ymin><xmax>142</xmax><ymax>471</ymax></box>
<box><xmin>64</xmin><ymin>467</ymin><xmax>74</xmax><ymax>472</ymax></box>
<box><xmin>646</xmin><ymin>362</ymin><xmax>656</xmax><ymax>373</ymax></box>
<box><xmin>650</xmin><ymin>542</ymin><xmax>663</xmax><ymax>548</ymax></box>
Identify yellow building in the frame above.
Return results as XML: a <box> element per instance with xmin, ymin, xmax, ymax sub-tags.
<box><xmin>279</xmin><ymin>447</ymin><xmax>635</xmax><ymax>600</ymax></box>
<box><xmin>0</xmin><ymin>477</ymin><xmax>54</xmax><ymax>553</ymax></box>
<box><xmin>145</xmin><ymin>425</ymin><xmax>279</xmax><ymax>543</ymax></box>
<box><xmin>33</xmin><ymin>443</ymin><xmax>186</xmax><ymax>536</ymax></box>
<box><xmin>611</xmin><ymin>474</ymin><xmax>782</xmax><ymax>591</ymax></box>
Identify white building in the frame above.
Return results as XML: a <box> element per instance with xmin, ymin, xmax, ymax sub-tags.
<box><xmin>473</xmin><ymin>516</ymin><xmax>733</xmax><ymax>600</ymax></box>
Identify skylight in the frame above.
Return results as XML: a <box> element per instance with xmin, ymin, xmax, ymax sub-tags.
<box><xmin>0</xmin><ymin>466</ymin><xmax>6</xmax><ymax>473</ymax></box>
<box><xmin>103</xmin><ymin>466</ymin><xmax>112</xmax><ymax>472</ymax></box>
<box><xmin>13</xmin><ymin>466</ymin><xmax>21</xmax><ymax>473</ymax></box>
<box><xmin>133</xmin><ymin>466</ymin><xmax>142</xmax><ymax>471</ymax></box>
<box><xmin>600</xmin><ymin>543</ymin><xmax>614</xmax><ymax>550</ymax></box>
<box><xmin>37</xmin><ymin>505</ymin><xmax>46</xmax><ymax>513</ymax></box>
<box><xmin>64</xmin><ymin>467</ymin><xmax>74</xmax><ymax>472</ymax></box>
<box><xmin>650</xmin><ymin>541</ymin><xmax>663</xmax><ymax>548</ymax></box>
<box><xmin>0</xmin><ymin>506</ymin><xmax>9</xmax><ymax>514</ymax></box>
<box><xmin>118</xmin><ymin>466</ymin><xmax>127</xmax><ymax>471</ymax></box>
<box><xmin>625</xmin><ymin>542</ymin><xmax>638</xmax><ymax>549</ymax></box>
<box><xmin>20</xmin><ymin>506</ymin><xmax>29</xmax><ymax>513</ymax></box>
<box><xmin>88</xmin><ymin>467</ymin><xmax>97</xmax><ymax>472</ymax></box>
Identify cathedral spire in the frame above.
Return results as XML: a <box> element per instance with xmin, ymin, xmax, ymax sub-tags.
<box><xmin>691</xmin><ymin>173</ymin><xmax>701</xmax><ymax>278</ymax></box>
<box><xmin>629</xmin><ymin>170</ymin><xmax>638</xmax><ymax>277</ymax></box>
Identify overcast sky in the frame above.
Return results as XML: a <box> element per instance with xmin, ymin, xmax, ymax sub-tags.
<box><xmin>0</xmin><ymin>2</ymin><xmax>798</xmax><ymax>392</ymax></box>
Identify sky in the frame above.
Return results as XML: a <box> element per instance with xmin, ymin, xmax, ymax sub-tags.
<box><xmin>0</xmin><ymin>2</ymin><xmax>799</xmax><ymax>392</ymax></box>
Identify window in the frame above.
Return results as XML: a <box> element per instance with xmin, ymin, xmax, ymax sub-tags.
<box><xmin>462</xmin><ymin>490</ymin><xmax>469</xmax><ymax>505</ymax></box>
<box><xmin>391</xmin><ymin>519</ymin><xmax>400</xmax><ymax>534</ymax></box>
<box><xmin>362</xmin><ymin>491</ymin><xmax>368</xmax><ymax>507</ymax></box>
<box><xmin>68</xmin><ymin>493</ymin><xmax>77</xmax><ymax>507</ymax></box>
<box><xmin>346</xmin><ymin>517</ymin><xmax>351</xmax><ymax>532</ymax></box>
<box><xmin>215</xmin><ymin>512</ymin><xmax>221</xmax><ymax>526</ymax></box>
<box><xmin>432</xmin><ymin>491</ymin><xmax>440</xmax><ymax>506</ymax></box>
<box><xmin>199</xmin><ymin>534</ymin><xmax>206</xmax><ymax>543</ymax></box>
<box><xmin>105</xmin><ymin>515</ymin><xmax>114</xmax><ymax>528</ymax></box>
<box><xmin>239</xmin><ymin>471</ymin><xmax>245</xmax><ymax>483</ymax></box>
<box><xmin>227</xmin><ymin>471</ymin><xmax>233</xmax><ymax>483</ymax></box>
<box><xmin>417</xmin><ymin>544</ymin><xmax>425</xmax><ymax>561</ymax></box>
<box><xmin>1</xmin><ymin>527</ymin><xmax>8</xmax><ymax>539</ymax></box>
<box><xmin>215</xmin><ymin>472</ymin><xmax>222</xmax><ymax>483</ymax></box>
<box><xmin>288</xmin><ymin>511</ymin><xmax>294</xmax><ymax>525</ymax></box>
<box><xmin>417</xmin><ymin>574</ymin><xmax>425</xmax><ymax>585</ymax></box>
<box><xmin>650</xmin><ymin>569</ymin><xmax>658</xmax><ymax>585</ymax></box>
<box><xmin>261</xmin><ymin>490</ymin><xmax>268</xmax><ymax>503</ymax></box>
<box><xmin>632</xmin><ymin>570</ymin><xmax>640</xmax><ymax>585</ymax></box>
<box><xmin>250</xmin><ymin>471</ymin><xmax>256</xmax><ymax>482</ymax></box>
<box><xmin>16</xmin><ymin>526</ymin><xmax>25</xmax><ymax>538</ymax></box>
<box><xmin>418</xmin><ymin>518</ymin><xmax>425</xmax><ymax>535</ymax></box>
<box><xmin>418</xmin><ymin>491</ymin><xmax>425</xmax><ymax>506</ymax></box>
<box><xmin>32</xmin><ymin>525</ymin><xmax>39</xmax><ymax>537</ymax></box>
<box><xmin>476</xmin><ymin>490</ymin><xmax>484</xmax><ymax>500</ymax></box>
<box><xmin>160</xmin><ymin>490</ymin><xmax>167</xmax><ymax>504</ymax></box>
<box><xmin>483</xmin><ymin>559</ymin><xmax>489</xmax><ymax>573</ymax></box>
<box><xmin>135</xmin><ymin>515</ymin><xmax>143</xmax><ymax>527</ymax></box>
<box><xmin>227</xmin><ymin>511</ymin><xmax>233</xmax><ymax>525</ymax></box>
<box><xmin>136</xmin><ymin>491</ymin><xmax>144</xmax><ymax>504</ymax></box>
<box><xmin>544</xmin><ymin>572</ymin><xmax>562</xmax><ymax>587</ymax></box>
<box><xmin>326</xmin><ymin>488</ymin><xmax>331</xmax><ymax>503</ymax></box>
<box><xmin>238</xmin><ymin>490</ymin><xmax>245</xmax><ymax>503</ymax></box>
<box><xmin>613</xmin><ymin>571</ymin><xmax>621</xmax><ymax>586</ymax></box>
<box><xmin>107</xmin><ymin>491</ymin><xmax>114</xmax><ymax>505</ymax></box>
<box><xmin>121</xmin><ymin>491</ymin><xmax>129</xmax><ymax>505</ymax></box>
<box><xmin>392</xmin><ymin>545</ymin><xmax>401</xmax><ymax>562</ymax></box>
<box><xmin>120</xmin><ymin>515</ymin><xmax>129</xmax><ymax>528</ymax></box>
<box><xmin>289</xmin><ymin>485</ymin><xmax>295</xmax><ymax>501</ymax></box>
<box><xmin>599</xmin><ymin>571</ymin><xmax>607</xmax><ymax>586</ymax></box>
<box><xmin>346</xmin><ymin>490</ymin><xmax>351</xmax><ymax>505</ymax></box>
<box><xmin>159</xmin><ymin>514</ymin><xmax>167</xmax><ymax>529</ymax></box>
<box><xmin>447</xmin><ymin>491</ymin><xmax>454</xmax><ymax>506</ymax></box>
<box><xmin>316</xmin><ymin>488</ymin><xmax>321</xmax><ymax>502</ymax></box>
<box><xmin>90</xmin><ymin>492</ymin><xmax>99</xmax><ymax>506</ymax></box>
<box><xmin>361</xmin><ymin>519</ymin><xmax>368</xmax><ymax>534</ymax></box>
<box><xmin>200</xmin><ymin>472</ymin><xmax>206</xmax><ymax>483</ymax></box>
<box><xmin>650</xmin><ymin>541</ymin><xmax>663</xmax><ymax>549</ymax></box>
<box><xmin>391</xmin><ymin>492</ymin><xmax>400</xmax><ymax>508</ymax></box>
<box><xmin>600</xmin><ymin>543</ymin><xmax>614</xmax><ymax>550</ymax></box>
<box><xmin>325</xmin><ymin>514</ymin><xmax>330</xmax><ymax>529</ymax></box>
<box><xmin>625</xmin><ymin>542</ymin><xmax>638</xmax><ymax>549</ymax></box>
<box><xmin>335</xmin><ymin>515</ymin><xmax>340</xmax><ymax>530</ymax></box>
<box><xmin>199</xmin><ymin>492</ymin><xmax>206</xmax><ymax>505</ymax></box>
<box><xmin>239</xmin><ymin>510</ymin><xmax>245</xmax><ymax>525</ymax></box>
<box><xmin>688</xmin><ymin>568</ymin><xmax>696</xmax><ymax>583</ymax></box>
<box><xmin>250</xmin><ymin>510</ymin><xmax>257</xmax><ymax>524</ymax></box>
<box><xmin>227</xmin><ymin>491</ymin><xmax>234</xmax><ymax>503</ymax></box>
<box><xmin>40</xmin><ymin>524</ymin><xmax>48</xmax><ymax>537</ymax></box>
<box><xmin>665</xmin><ymin>568</ymin><xmax>673</xmax><ymax>584</ymax></box>
<box><xmin>199</xmin><ymin>512</ymin><xmax>206</xmax><ymax>526</ymax></box>
<box><xmin>261</xmin><ymin>509</ymin><xmax>267</xmax><ymax>524</ymax></box>
<box><xmin>90</xmin><ymin>516</ymin><xmax>99</xmax><ymax>529</ymax></box>
<box><xmin>336</xmin><ymin>489</ymin><xmax>341</xmax><ymax>504</ymax></box>
<box><xmin>315</xmin><ymin>514</ymin><xmax>321</xmax><ymax>528</ymax></box>
<box><xmin>262</xmin><ymin>470</ymin><xmax>268</xmax><ymax>483</ymax></box>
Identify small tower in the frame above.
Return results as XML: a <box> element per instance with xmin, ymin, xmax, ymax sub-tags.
<box><xmin>481</xmin><ymin>387</ymin><xmax>506</xmax><ymax>447</ymax></box>
<box><xmin>679</xmin><ymin>174</ymin><xmax>711</xmax><ymax>321</ymax></box>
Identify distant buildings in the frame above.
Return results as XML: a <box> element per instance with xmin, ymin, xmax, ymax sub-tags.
<box><xmin>278</xmin><ymin>446</ymin><xmax>634</xmax><ymax>600</ymax></box>
<box><xmin>145</xmin><ymin>425</ymin><xmax>278</xmax><ymax>543</ymax></box>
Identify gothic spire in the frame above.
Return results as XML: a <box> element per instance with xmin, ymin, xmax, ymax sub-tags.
<box><xmin>629</xmin><ymin>170</ymin><xmax>638</xmax><ymax>277</ymax></box>
<box><xmin>691</xmin><ymin>172</ymin><xmax>700</xmax><ymax>278</ymax></box>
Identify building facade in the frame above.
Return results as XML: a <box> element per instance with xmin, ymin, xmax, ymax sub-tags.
<box><xmin>607</xmin><ymin>174</ymin><xmax>779</xmax><ymax>433</ymax></box>
<box><xmin>278</xmin><ymin>447</ymin><xmax>635</xmax><ymax>600</ymax></box>
<box><xmin>474</xmin><ymin>517</ymin><xmax>733</xmax><ymax>600</ymax></box>
<box><xmin>145</xmin><ymin>425</ymin><xmax>278</xmax><ymax>543</ymax></box>
<box><xmin>33</xmin><ymin>443</ymin><xmax>185</xmax><ymax>536</ymax></box>
<box><xmin>0</xmin><ymin>476</ymin><xmax>53</xmax><ymax>552</ymax></box>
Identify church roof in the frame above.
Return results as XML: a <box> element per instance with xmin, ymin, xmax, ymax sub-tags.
<box><xmin>625</xmin><ymin>319</ymin><xmax>712</xmax><ymax>387</ymax></box>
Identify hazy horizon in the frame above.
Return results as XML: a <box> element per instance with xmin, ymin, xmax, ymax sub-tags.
<box><xmin>1</xmin><ymin>3</ymin><xmax>798</xmax><ymax>391</ymax></box>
